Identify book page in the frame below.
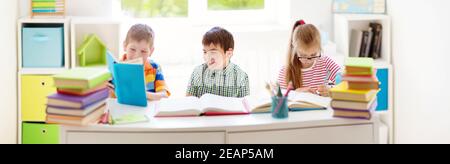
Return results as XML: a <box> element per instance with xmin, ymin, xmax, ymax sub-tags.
<box><xmin>288</xmin><ymin>101</ymin><xmax>321</xmax><ymax>109</ymax></box>
<box><xmin>244</xmin><ymin>96</ymin><xmax>272</xmax><ymax>113</ymax></box>
<box><xmin>120</xmin><ymin>57</ymin><xmax>144</xmax><ymax>65</ymax></box>
<box><xmin>107</xmin><ymin>52</ymin><xmax>144</xmax><ymax>73</ymax></box>
<box><xmin>199</xmin><ymin>94</ymin><xmax>248</xmax><ymax>113</ymax></box>
<box><xmin>288</xmin><ymin>92</ymin><xmax>331</xmax><ymax>108</ymax></box>
<box><xmin>107</xmin><ymin>52</ymin><xmax>117</xmax><ymax>74</ymax></box>
<box><xmin>156</xmin><ymin>97</ymin><xmax>202</xmax><ymax>116</ymax></box>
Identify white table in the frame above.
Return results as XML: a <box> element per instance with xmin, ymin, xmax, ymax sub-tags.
<box><xmin>59</xmin><ymin>99</ymin><xmax>388</xmax><ymax>144</ymax></box>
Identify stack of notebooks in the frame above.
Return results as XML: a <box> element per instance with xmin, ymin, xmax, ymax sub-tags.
<box><xmin>46</xmin><ymin>68</ymin><xmax>112</xmax><ymax>126</ymax></box>
<box><xmin>31</xmin><ymin>0</ymin><xmax>65</xmax><ymax>14</ymax></box>
<box><xmin>330</xmin><ymin>58</ymin><xmax>380</xmax><ymax>120</ymax></box>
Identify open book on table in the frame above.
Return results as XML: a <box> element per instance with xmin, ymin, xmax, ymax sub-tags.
<box><xmin>155</xmin><ymin>94</ymin><xmax>251</xmax><ymax>117</ymax></box>
<box><xmin>245</xmin><ymin>91</ymin><xmax>332</xmax><ymax>113</ymax></box>
<box><xmin>155</xmin><ymin>92</ymin><xmax>332</xmax><ymax>117</ymax></box>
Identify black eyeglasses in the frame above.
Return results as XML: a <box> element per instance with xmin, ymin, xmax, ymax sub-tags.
<box><xmin>297</xmin><ymin>52</ymin><xmax>322</xmax><ymax>61</ymax></box>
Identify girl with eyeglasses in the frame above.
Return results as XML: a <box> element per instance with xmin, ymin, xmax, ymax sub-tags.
<box><xmin>277</xmin><ymin>20</ymin><xmax>341</xmax><ymax>97</ymax></box>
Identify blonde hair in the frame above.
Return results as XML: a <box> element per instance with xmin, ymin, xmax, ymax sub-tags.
<box><xmin>124</xmin><ymin>24</ymin><xmax>155</xmax><ymax>48</ymax></box>
<box><xmin>285</xmin><ymin>22</ymin><xmax>322</xmax><ymax>89</ymax></box>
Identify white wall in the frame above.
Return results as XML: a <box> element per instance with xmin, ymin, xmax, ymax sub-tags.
<box><xmin>290</xmin><ymin>0</ymin><xmax>334</xmax><ymax>41</ymax></box>
<box><xmin>16</xmin><ymin>0</ymin><xmax>336</xmax><ymax>105</ymax></box>
<box><xmin>389</xmin><ymin>0</ymin><xmax>450</xmax><ymax>143</ymax></box>
<box><xmin>0</xmin><ymin>1</ymin><xmax>18</xmax><ymax>144</ymax></box>
<box><xmin>14</xmin><ymin>0</ymin><xmax>450</xmax><ymax>144</ymax></box>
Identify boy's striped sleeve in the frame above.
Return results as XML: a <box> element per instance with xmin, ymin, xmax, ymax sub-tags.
<box><xmin>154</xmin><ymin>64</ymin><xmax>171</xmax><ymax>96</ymax></box>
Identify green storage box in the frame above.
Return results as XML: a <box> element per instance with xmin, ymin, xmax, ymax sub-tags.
<box><xmin>22</xmin><ymin>123</ymin><xmax>60</xmax><ymax>144</ymax></box>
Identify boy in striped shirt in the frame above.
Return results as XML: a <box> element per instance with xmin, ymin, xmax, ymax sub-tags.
<box><xmin>110</xmin><ymin>24</ymin><xmax>170</xmax><ymax>101</ymax></box>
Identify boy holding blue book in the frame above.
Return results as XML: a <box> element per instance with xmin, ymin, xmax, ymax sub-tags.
<box><xmin>109</xmin><ymin>24</ymin><xmax>170</xmax><ymax>101</ymax></box>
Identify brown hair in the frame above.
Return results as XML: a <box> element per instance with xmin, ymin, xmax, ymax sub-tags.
<box><xmin>124</xmin><ymin>24</ymin><xmax>155</xmax><ymax>48</ymax></box>
<box><xmin>202</xmin><ymin>27</ymin><xmax>234</xmax><ymax>52</ymax></box>
<box><xmin>285</xmin><ymin>20</ymin><xmax>322</xmax><ymax>89</ymax></box>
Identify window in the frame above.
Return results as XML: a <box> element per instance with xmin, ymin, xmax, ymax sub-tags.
<box><xmin>121</xmin><ymin>0</ymin><xmax>188</xmax><ymax>18</ymax></box>
<box><xmin>207</xmin><ymin>0</ymin><xmax>265</xmax><ymax>10</ymax></box>
<box><xmin>189</xmin><ymin>0</ymin><xmax>277</xmax><ymax>25</ymax></box>
<box><xmin>120</xmin><ymin>0</ymin><xmax>274</xmax><ymax>23</ymax></box>
<box><xmin>117</xmin><ymin>0</ymin><xmax>288</xmax><ymax>98</ymax></box>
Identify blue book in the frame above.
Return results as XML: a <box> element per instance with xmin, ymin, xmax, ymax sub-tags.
<box><xmin>289</xmin><ymin>108</ymin><xmax>326</xmax><ymax>112</ymax></box>
<box><xmin>32</xmin><ymin>9</ymin><xmax>56</xmax><ymax>13</ymax></box>
<box><xmin>107</xmin><ymin>52</ymin><xmax>148</xmax><ymax>107</ymax></box>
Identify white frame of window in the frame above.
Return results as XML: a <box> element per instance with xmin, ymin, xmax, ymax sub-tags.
<box><xmin>117</xmin><ymin>0</ymin><xmax>285</xmax><ymax>26</ymax></box>
<box><xmin>189</xmin><ymin>0</ymin><xmax>278</xmax><ymax>25</ymax></box>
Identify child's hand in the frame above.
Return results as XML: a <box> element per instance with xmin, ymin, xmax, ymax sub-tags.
<box><xmin>295</xmin><ymin>87</ymin><xmax>317</xmax><ymax>94</ymax></box>
<box><xmin>147</xmin><ymin>92</ymin><xmax>168</xmax><ymax>101</ymax></box>
<box><xmin>107</xmin><ymin>84</ymin><xmax>116</xmax><ymax>98</ymax></box>
<box><xmin>317</xmin><ymin>85</ymin><xmax>330</xmax><ymax>97</ymax></box>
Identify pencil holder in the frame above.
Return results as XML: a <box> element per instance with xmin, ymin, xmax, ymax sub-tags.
<box><xmin>271</xmin><ymin>96</ymin><xmax>289</xmax><ymax>119</ymax></box>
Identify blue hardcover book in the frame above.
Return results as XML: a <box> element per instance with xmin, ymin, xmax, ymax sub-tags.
<box><xmin>32</xmin><ymin>9</ymin><xmax>57</xmax><ymax>13</ymax></box>
<box><xmin>289</xmin><ymin>108</ymin><xmax>327</xmax><ymax>112</ymax></box>
<box><xmin>107</xmin><ymin>52</ymin><xmax>148</xmax><ymax>107</ymax></box>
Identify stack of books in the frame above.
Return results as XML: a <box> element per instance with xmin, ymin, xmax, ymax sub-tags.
<box><xmin>31</xmin><ymin>0</ymin><xmax>65</xmax><ymax>16</ymax></box>
<box><xmin>350</xmin><ymin>22</ymin><xmax>383</xmax><ymax>59</ymax></box>
<box><xmin>330</xmin><ymin>58</ymin><xmax>380</xmax><ymax>120</ymax></box>
<box><xmin>46</xmin><ymin>68</ymin><xmax>112</xmax><ymax>126</ymax></box>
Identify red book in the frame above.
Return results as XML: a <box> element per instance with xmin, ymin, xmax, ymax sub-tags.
<box><xmin>342</xmin><ymin>69</ymin><xmax>379</xmax><ymax>83</ymax></box>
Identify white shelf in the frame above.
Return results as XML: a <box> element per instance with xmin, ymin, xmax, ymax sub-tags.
<box><xmin>374</xmin><ymin>60</ymin><xmax>391</xmax><ymax>68</ymax></box>
<box><xmin>334</xmin><ymin>14</ymin><xmax>393</xmax><ymax>143</ymax></box>
<box><xmin>334</xmin><ymin>14</ymin><xmax>390</xmax><ymax>21</ymax></box>
<box><xmin>17</xmin><ymin>16</ymin><xmax>123</xmax><ymax>144</ymax></box>
<box><xmin>19</xmin><ymin>68</ymin><xmax>69</xmax><ymax>75</ymax></box>
<box><xmin>70</xmin><ymin>17</ymin><xmax>123</xmax><ymax>68</ymax></box>
<box><xmin>18</xmin><ymin>17</ymin><xmax>69</xmax><ymax>24</ymax></box>
<box><xmin>334</xmin><ymin>14</ymin><xmax>391</xmax><ymax>64</ymax></box>
<box><xmin>331</xmin><ymin>53</ymin><xmax>391</xmax><ymax>68</ymax></box>
<box><xmin>376</xmin><ymin>108</ymin><xmax>394</xmax><ymax>144</ymax></box>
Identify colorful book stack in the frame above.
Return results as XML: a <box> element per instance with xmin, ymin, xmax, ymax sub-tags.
<box><xmin>46</xmin><ymin>68</ymin><xmax>112</xmax><ymax>126</ymax></box>
<box><xmin>31</xmin><ymin>0</ymin><xmax>65</xmax><ymax>16</ymax></box>
<box><xmin>330</xmin><ymin>57</ymin><xmax>380</xmax><ymax>120</ymax></box>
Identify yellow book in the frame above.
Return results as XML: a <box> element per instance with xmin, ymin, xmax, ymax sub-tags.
<box><xmin>330</xmin><ymin>82</ymin><xmax>379</xmax><ymax>102</ymax></box>
<box><xmin>32</xmin><ymin>2</ymin><xmax>56</xmax><ymax>8</ymax></box>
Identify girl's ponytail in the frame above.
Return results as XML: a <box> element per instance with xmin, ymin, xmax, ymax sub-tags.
<box><xmin>286</xmin><ymin>19</ymin><xmax>306</xmax><ymax>89</ymax></box>
<box><xmin>292</xmin><ymin>20</ymin><xmax>306</xmax><ymax>32</ymax></box>
<box><xmin>285</xmin><ymin>19</ymin><xmax>321</xmax><ymax>89</ymax></box>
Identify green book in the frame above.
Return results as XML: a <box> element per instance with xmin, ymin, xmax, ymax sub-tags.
<box><xmin>33</xmin><ymin>0</ymin><xmax>57</xmax><ymax>2</ymax></box>
<box><xmin>111</xmin><ymin>114</ymin><xmax>149</xmax><ymax>125</ymax></box>
<box><xmin>53</xmin><ymin>68</ymin><xmax>112</xmax><ymax>89</ymax></box>
<box><xmin>345</xmin><ymin>57</ymin><xmax>374</xmax><ymax>68</ymax></box>
<box><xmin>344</xmin><ymin>57</ymin><xmax>374</xmax><ymax>75</ymax></box>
